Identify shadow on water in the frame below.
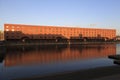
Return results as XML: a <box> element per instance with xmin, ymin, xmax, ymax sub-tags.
<box><xmin>108</xmin><ymin>54</ymin><xmax>120</xmax><ymax>65</ymax></box>
<box><xmin>13</xmin><ymin>65</ymin><xmax>120</xmax><ymax>80</ymax></box>
<box><xmin>0</xmin><ymin>53</ymin><xmax>5</xmax><ymax>63</ymax></box>
<box><xmin>0</xmin><ymin>46</ymin><xmax>6</xmax><ymax>63</ymax></box>
<box><xmin>5</xmin><ymin>44</ymin><xmax>68</xmax><ymax>52</ymax></box>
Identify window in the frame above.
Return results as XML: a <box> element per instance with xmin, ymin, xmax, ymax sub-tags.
<box><xmin>40</xmin><ymin>36</ymin><xmax>42</xmax><ymax>38</ymax></box>
<box><xmin>79</xmin><ymin>34</ymin><xmax>82</xmax><ymax>38</ymax></box>
<box><xmin>97</xmin><ymin>34</ymin><xmax>101</xmax><ymax>38</ymax></box>
<box><xmin>11</xmin><ymin>36</ymin><xmax>14</xmax><ymax>38</ymax></box>
<box><xmin>6</xmin><ymin>26</ymin><xmax>9</xmax><ymax>28</ymax></box>
<box><xmin>12</xmin><ymin>29</ymin><xmax>14</xmax><ymax>31</ymax></box>
<box><xmin>6</xmin><ymin>29</ymin><xmax>9</xmax><ymax>31</ymax></box>
<box><xmin>6</xmin><ymin>36</ymin><xmax>9</xmax><ymax>38</ymax></box>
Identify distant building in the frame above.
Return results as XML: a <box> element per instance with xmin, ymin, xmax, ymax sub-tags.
<box><xmin>116</xmin><ymin>36</ymin><xmax>120</xmax><ymax>41</ymax></box>
<box><xmin>0</xmin><ymin>30</ymin><xmax>4</xmax><ymax>41</ymax></box>
<box><xmin>4</xmin><ymin>24</ymin><xmax>116</xmax><ymax>42</ymax></box>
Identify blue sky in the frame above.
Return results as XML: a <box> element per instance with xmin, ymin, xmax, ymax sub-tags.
<box><xmin>0</xmin><ymin>0</ymin><xmax>120</xmax><ymax>35</ymax></box>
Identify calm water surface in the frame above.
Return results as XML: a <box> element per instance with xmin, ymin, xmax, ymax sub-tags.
<box><xmin>0</xmin><ymin>44</ymin><xmax>120</xmax><ymax>80</ymax></box>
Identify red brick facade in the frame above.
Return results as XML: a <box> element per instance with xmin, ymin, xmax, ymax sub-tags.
<box><xmin>4</xmin><ymin>24</ymin><xmax>116</xmax><ymax>40</ymax></box>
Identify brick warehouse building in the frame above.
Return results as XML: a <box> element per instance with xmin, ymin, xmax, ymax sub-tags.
<box><xmin>0</xmin><ymin>30</ymin><xmax>4</xmax><ymax>41</ymax></box>
<box><xmin>4</xmin><ymin>24</ymin><xmax>116</xmax><ymax>42</ymax></box>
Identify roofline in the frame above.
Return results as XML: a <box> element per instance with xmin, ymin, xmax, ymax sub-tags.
<box><xmin>4</xmin><ymin>23</ymin><xmax>116</xmax><ymax>31</ymax></box>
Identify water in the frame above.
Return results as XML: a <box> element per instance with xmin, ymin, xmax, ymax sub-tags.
<box><xmin>0</xmin><ymin>44</ymin><xmax>120</xmax><ymax>80</ymax></box>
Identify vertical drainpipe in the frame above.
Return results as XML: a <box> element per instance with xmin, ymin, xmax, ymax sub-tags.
<box><xmin>68</xmin><ymin>37</ymin><xmax>70</xmax><ymax>45</ymax></box>
<box><xmin>68</xmin><ymin>40</ymin><xmax>70</xmax><ymax>45</ymax></box>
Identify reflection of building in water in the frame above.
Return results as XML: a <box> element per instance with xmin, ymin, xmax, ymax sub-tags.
<box><xmin>4</xmin><ymin>44</ymin><xmax>116</xmax><ymax>67</ymax></box>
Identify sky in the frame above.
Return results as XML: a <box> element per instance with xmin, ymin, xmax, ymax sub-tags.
<box><xmin>0</xmin><ymin>0</ymin><xmax>120</xmax><ymax>35</ymax></box>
